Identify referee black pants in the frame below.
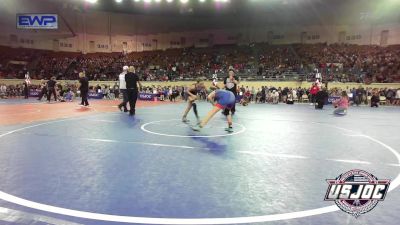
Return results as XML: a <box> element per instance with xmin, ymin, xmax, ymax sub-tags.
<box><xmin>315</xmin><ymin>100</ymin><xmax>324</xmax><ymax>109</ymax></box>
<box><xmin>47</xmin><ymin>88</ymin><xmax>57</xmax><ymax>102</ymax></box>
<box><xmin>38</xmin><ymin>88</ymin><xmax>47</xmax><ymax>100</ymax></box>
<box><xmin>81</xmin><ymin>90</ymin><xmax>89</xmax><ymax>106</ymax></box>
<box><xmin>127</xmin><ymin>89</ymin><xmax>138</xmax><ymax>115</ymax></box>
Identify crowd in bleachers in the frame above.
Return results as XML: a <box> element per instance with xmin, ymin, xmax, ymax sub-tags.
<box><xmin>248</xmin><ymin>85</ymin><xmax>400</xmax><ymax>106</ymax></box>
<box><xmin>0</xmin><ymin>43</ymin><xmax>400</xmax><ymax>83</ymax></box>
<box><xmin>1</xmin><ymin>80</ymin><xmax>399</xmax><ymax>107</ymax></box>
<box><xmin>34</xmin><ymin>55</ymin><xmax>76</xmax><ymax>80</ymax></box>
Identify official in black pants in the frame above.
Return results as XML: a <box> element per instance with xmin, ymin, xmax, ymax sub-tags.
<box><xmin>125</xmin><ymin>66</ymin><xmax>142</xmax><ymax>116</ymax></box>
<box><xmin>127</xmin><ymin>89</ymin><xmax>138</xmax><ymax>115</ymax></box>
<box><xmin>37</xmin><ymin>80</ymin><xmax>48</xmax><ymax>101</ymax></box>
<box><xmin>78</xmin><ymin>72</ymin><xmax>89</xmax><ymax>106</ymax></box>
<box><xmin>81</xmin><ymin>90</ymin><xmax>89</xmax><ymax>106</ymax></box>
<box><xmin>315</xmin><ymin>88</ymin><xmax>329</xmax><ymax>109</ymax></box>
<box><xmin>47</xmin><ymin>76</ymin><xmax>57</xmax><ymax>102</ymax></box>
<box><xmin>23</xmin><ymin>82</ymin><xmax>29</xmax><ymax>99</ymax></box>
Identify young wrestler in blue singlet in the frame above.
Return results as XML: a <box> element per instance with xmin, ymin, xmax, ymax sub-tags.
<box><xmin>192</xmin><ymin>85</ymin><xmax>236</xmax><ymax>132</ymax></box>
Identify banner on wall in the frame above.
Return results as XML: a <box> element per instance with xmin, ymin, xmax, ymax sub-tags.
<box><xmin>29</xmin><ymin>89</ymin><xmax>40</xmax><ymax>97</ymax></box>
<box><xmin>139</xmin><ymin>93</ymin><xmax>158</xmax><ymax>101</ymax></box>
<box><xmin>17</xmin><ymin>14</ymin><xmax>58</xmax><ymax>29</ymax></box>
<box><xmin>88</xmin><ymin>91</ymin><xmax>103</xmax><ymax>99</ymax></box>
<box><xmin>327</xmin><ymin>96</ymin><xmax>340</xmax><ymax>104</ymax></box>
<box><xmin>87</xmin><ymin>92</ymin><xmax>159</xmax><ymax>100</ymax></box>
<box><xmin>327</xmin><ymin>96</ymin><xmax>354</xmax><ymax>104</ymax></box>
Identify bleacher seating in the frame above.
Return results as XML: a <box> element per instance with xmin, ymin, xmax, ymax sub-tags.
<box><xmin>0</xmin><ymin>43</ymin><xmax>399</xmax><ymax>83</ymax></box>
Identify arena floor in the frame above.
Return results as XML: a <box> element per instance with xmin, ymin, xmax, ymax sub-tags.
<box><xmin>0</xmin><ymin>99</ymin><xmax>399</xmax><ymax>225</ymax></box>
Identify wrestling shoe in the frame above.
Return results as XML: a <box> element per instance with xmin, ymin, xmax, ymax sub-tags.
<box><xmin>225</xmin><ymin>127</ymin><xmax>234</xmax><ymax>133</ymax></box>
<box><xmin>191</xmin><ymin>125</ymin><xmax>202</xmax><ymax>131</ymax></box>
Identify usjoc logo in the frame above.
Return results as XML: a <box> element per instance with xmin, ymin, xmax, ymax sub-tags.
<box><xmin>139</xmin><ymin>93</ymin><xmax>153</xmax><ymax>99</ymax></box>
<box><xmin>17</xmin><ymin>14</ymin><xmax>58</xmax><ymax>29</ymax></box>
<box><xmin>325</xmin><ymin>169</ymin><xmax>390</xmax><ymax>218</ymax></box>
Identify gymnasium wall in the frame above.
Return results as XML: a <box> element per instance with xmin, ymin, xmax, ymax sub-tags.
<box><xmin>2</xmin><ymin>23</ymin><xmax>400</xmax><ymax>53</ymax></box>
<box><xmin>0</xmin><ymin>0</ymin><xmax>400</xmax><ymax>53</ymax></box>
<box><xmin>1</xmin><ymin>79</ymin><xmax>400</xmax><ymax>90</ymax></box>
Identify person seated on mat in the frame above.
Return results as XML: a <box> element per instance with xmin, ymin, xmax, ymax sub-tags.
<box><xmin>333</xmin><ymin>91</ymin><xmax>349</xmax><ymax>115</ymax></box>
<box><xmin>182</xmin><ymin>79</ymin><xmax>205</xmax><ymax>123</ymax></box>
<box><xmin>192</xmin><ymin>84</ymin><xmax>237</xmax><ymax>133</ymax></box>
<box><xmin>286</xmin><ymin>91</ymin><xmax>294</xmax><ymax>105</ymax></box>
<box><xmin>370</xmin><ymin>91</ymin><xmax>380</xmax><ymax>107</ymax></box>
<box><xmin>315</xmin><ymin>87</ymin><xmax>329</xmax><ymax>109</ymax></box>
<box><xmin>239</xmin><ymin>90</ymin><xmax>251</xmax><ymax>106</ymax></box>
<box><xmin>64</xmin><ymin>88</ymin><xmax>74</xmax><ymax>102</ymax></box>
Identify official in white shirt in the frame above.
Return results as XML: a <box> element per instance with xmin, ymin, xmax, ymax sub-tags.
<box><xmin>118</xmin><ymin>66</ymin><xmax>129</xmax><ymax>112</ymax></box>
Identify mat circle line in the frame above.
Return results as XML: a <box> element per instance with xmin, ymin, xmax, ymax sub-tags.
<box><xmin>0</xmin><ymin>117</ymin><xmax>398</xmax><ymax>224</ymax></box>
<box><xmin>141</xmin><ymin>119</ymin><xmax>247</xmax><ymax>138</ymax></box>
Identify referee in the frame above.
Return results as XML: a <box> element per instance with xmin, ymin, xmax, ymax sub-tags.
<box><xmin>223</xmin><ymin>69</ymin><xmax>239</xmax><ymax>115</ymax></box>
<box><xmin>125</xmin><ymin>66</ymin><xmax>142</xmax><ymax>116</ymax></box>
<box><xmin>78</xmin><ymin>72</ymin><xmax>89</xmax><ymax>106</ymax></box>
<box><xmin>118</xmin><ymin>66</ymin><xmax>129</xmax><ymax>112</ymax></box>
<box><xmin>47</xmin><ymin>76</ymin><xmax>57</xmax><ymax>103</ymax></box>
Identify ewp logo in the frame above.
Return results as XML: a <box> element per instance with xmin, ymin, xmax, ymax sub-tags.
<box><xmin>17</xmin><ymin>14</ymin><xmax>58</xmax><ymax>29</ymax></box>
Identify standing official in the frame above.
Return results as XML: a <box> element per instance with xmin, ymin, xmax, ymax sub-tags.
<box><xmin>23</xmin><ymin>81</ymin><xmax>29</xmax><ymax>99</ymax></box>
<box><xmin>223</xmin><ymin>69</ymin><xmax>239</xmax><ymax>115</ymax></box>
<box><xmin>78</xmin><ymin>72</ymin><xmax>89</xmax><ymax>106</ymax></box>
<box><xmin>315</xmin><ymin>87</ymin><xmax>329</xmax><ymax>109</ymax></box>
<box><xmin>125</xmin><ymin>66</ymin><xmax>142</xmax><ymax>116</ymax></box>
<box><xmin>118</xmin><ymin>66</ymin><xmax>129</xmax><ymax>112</ymax></box>
<box><xmin>47</xmin><ymin>76</ymin><xmax>57</xmax><ymax>103</ymax></box>
<box><xmin>37</xmin><ymin>80</ymin><xmax>48</xmax><ymax>101</ymax></box>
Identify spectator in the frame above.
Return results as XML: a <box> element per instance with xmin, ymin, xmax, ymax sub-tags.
<box><xmin>0</xmin><ymin>83</ymin><xmax>6</xmax><ymax>99</ymax></box>
<box><xmin>371</xmin><ymin>91</ymin><xmax>380</xmax><ymax>108</ymax></box>
<box><xmin>395</xmin><ymin>88</ymin><xmax>400</xmax><ymax>105</ymax></box>
<box><xmin>309</xmin><ymin>83</ymin><xmax>320</xmax><ymax>105</ymax></box>
<box><xmin>286</xmin><ymin>90</ymin><xmax>294</xmax><ymax>105</ymax></box>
